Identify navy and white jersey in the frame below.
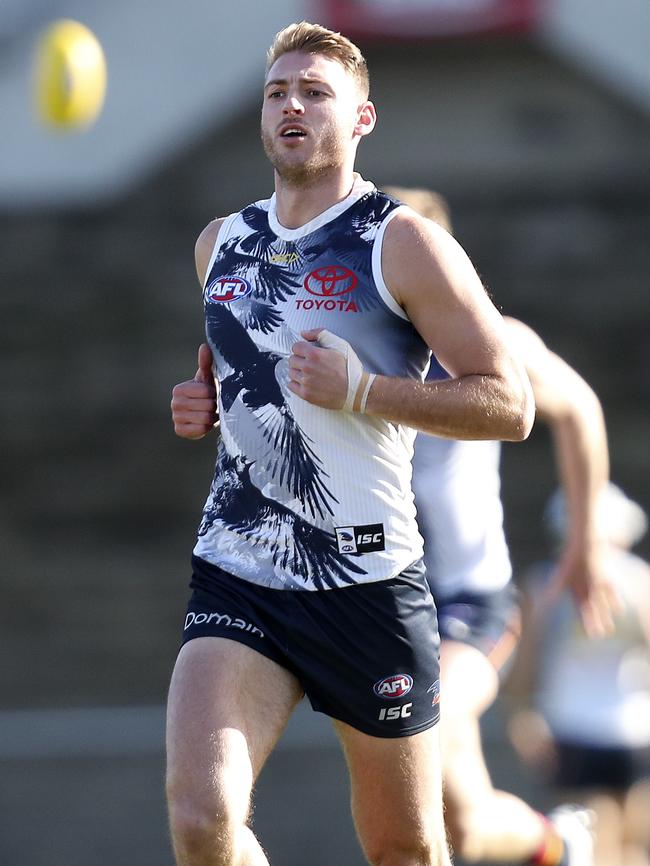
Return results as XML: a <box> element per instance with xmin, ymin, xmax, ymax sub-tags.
<box><xmin>193</xmin><ymin>176</ymin><xmax>432</xmax><ymax>591</ymax></box>
<box><xmin>412</xmin><ymin>355</ymin><xmax>512</xmax><ymax>598</ymax></box>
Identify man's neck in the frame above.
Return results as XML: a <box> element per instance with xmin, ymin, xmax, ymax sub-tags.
<box><xmin>273</xmin><ymin>170</ymin><xmax>358</xmax><ymax>230</ymax></box>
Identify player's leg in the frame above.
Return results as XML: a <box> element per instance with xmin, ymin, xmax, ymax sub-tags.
<box><xmin>335</xmin><ymin>719</ymin><xmax>451</xmax><ymax>866</ymax></box>
<box><xmin>623</xmin><ymin>776</ymin><xmax>650</xmax><ymax>866</ymax></box>
<box><xmin>440</xmin><ymin>639</ymin><xmax>548</xmax><ymax>862</ymax></box>
<box><xmin>589</xmin><ymin>752</ymin><xmax>650</xmax><ymax>866</ymax></box>
<box><xmin>571</xmin><ymin>790</ymin><xmax>625</xmax><ymax>866</ymax></box>
<box><xmin>166</xmin><ymin>636</ymin><xmax>302</xmax><ymax>866</ymax></box>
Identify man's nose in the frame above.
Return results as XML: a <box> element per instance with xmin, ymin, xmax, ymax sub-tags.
<box><xmin>283</xmin><ymin>95</ymin><xmax>304</xmax><ymax>114</ymax></box>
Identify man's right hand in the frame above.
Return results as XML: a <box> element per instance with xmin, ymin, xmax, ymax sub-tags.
<box><xmin>171</xmin><ymin>343</ymin><xmax>219</xmax><ymax>439</ymax></box>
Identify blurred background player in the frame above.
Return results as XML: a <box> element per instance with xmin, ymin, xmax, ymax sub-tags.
<box><xmin>508</xmin><ymin>484</ymin><xmax>650</xmax><ymax>866</ymax></box>
<box><xmin>384</xmin><ymin>185</ymin><xmax>618</xmax><ymax>866</ymax></box>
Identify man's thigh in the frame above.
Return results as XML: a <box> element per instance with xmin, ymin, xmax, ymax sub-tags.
<box><xmin>440</xmin><ymin>639</ymin><xmax>500</xmax><ymax>720</ymax></box>
<box><xmin>166</xmin><ymin>637</ymin><xmax>302</xmax><ymax>810</ymax></box>
<box><xmin>334</xmin><ymin>719</ymin><xmax>451</xmax><ymax>865</ymax></box>
<box><xmin>438</xmin><ymin>641</ymin><xmax>499</xmax><ymax>819</ymax></box>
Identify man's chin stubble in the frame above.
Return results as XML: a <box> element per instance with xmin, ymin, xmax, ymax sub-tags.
<box><xmin>262</xmin><ymin>135</ymin><xmax>340</xmax><ymax>187</ymax></box>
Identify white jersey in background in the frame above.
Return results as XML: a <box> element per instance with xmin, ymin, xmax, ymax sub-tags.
<box><xmin>532</xmin><ymin>548</ymin><xmax>650</xmax><ymax>748</ymax></box>
<box><xmin>412</xmin><ymin>428</ymin><xmax>512</xmax><ymax>598</ymax></box>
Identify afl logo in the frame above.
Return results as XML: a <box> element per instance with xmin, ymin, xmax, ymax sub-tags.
<box><xmin>373</xmin><ymin>674</ymin><xmax>413</xmax><ymax>700</ymax></box>
<box><xmin>206</xmin><ymin>276</ymin><xmax>252</xmax><ymax>303</ymax></box>
<box><xmin>304</xmin><ymin>265</ymin><xmax>357</xmax><ymax>297</ymax></box>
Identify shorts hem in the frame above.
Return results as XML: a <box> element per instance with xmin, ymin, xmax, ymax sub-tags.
<box><xmin>180</xmin><ymin>628</ymin><xmax>293</xmax><ymax>677</ymax></box>
<box><xmin>312</xmin><ymin>703</ymin><xmax>440</xmax><ymax>739</ymax></box>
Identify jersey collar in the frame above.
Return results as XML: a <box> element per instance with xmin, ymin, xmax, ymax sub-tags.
<box><xmin>268</xmin><ymin>174</ymin><xmax>375</xmax><ymax>241</ymax></box>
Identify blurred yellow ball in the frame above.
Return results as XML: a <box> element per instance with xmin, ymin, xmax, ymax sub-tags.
<box><xmin>34</xmin><ymin>19</ymin><xmax>107</xmax><ymax>130</ymax></box>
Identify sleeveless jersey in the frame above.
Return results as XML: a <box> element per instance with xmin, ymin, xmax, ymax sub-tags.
<box><xmin>411</xmin><ymin>355</ymin><xmax>512</xmax><ymax>597</ymax></box>
<box><xmin>531</xmin><ymin>549</ymin><xmax>650</xmax><ymax>748</ymax></box>
<box><xmin>193</xmin><ymin>176</ymin><xmax>431</xmax><ymax>590</ymax></box>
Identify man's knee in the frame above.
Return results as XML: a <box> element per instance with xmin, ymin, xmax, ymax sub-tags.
<box><xmin>167</xmin><ymin>782</ymin><xmax>245</xmax><ymax>865</ymax></box>
<box><xmin>444</xmin><ymin>804</ymin><xmax>500</xmax><ymax>863</ymax></box>
<box><xmin>363</xmin><ymin>831</ymin><xmax>449</xmax><ymax>866</ymax></box>
<box><xmin>446</xmin><ymin>818</ymin><xmax>483</xmax><ymax>863</ymax></box>
<box><xmin>169</xmin><ymin>801</ymin><xmax>222</xmax><ymax>855</ymax></box>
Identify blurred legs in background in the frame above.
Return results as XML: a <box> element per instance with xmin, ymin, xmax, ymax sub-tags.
<box><xmin>440</xmin><ymin>640</ymin><xmax>571</xmax><ymax>865</ymax></box>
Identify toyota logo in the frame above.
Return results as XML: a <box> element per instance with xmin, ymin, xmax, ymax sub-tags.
<box><xmin>304</xmin><ymin>265</ymin><xmax>358</xmax><ymax>297</ymax></box>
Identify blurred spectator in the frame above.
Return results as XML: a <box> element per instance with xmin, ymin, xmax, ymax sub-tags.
<box><xmin>508</xmin><ymin>484</ymin><xmax>650</xmax><ymax>866</ymax></box>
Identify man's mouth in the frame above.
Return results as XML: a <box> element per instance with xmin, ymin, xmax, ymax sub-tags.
<box><xmin>280</xmin><ymin>126</ymin><xmax>307</xmax><ymax>138</ymax></box>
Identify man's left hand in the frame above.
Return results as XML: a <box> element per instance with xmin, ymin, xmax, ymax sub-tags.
<box><xmin>546</xmin><ymin>542</ymin><xmax>620</xmax><ymax>637</ymax></box>
<box><xmin>288</xmin><ymin>329</ymin><xmax>374</xmax><ymax>412</ymax></box>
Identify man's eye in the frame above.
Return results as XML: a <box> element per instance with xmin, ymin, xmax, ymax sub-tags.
<box><xmin>268</xmin><ymin>90</ymin><xmax>284</xmax><ymax>99</ymax></box>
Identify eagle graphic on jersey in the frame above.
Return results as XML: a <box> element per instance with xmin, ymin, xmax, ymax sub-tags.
<box><xmin>199</xmin><ymin>448</ymin><xmax>366</xmax><ymax>589</ymax></box>
<box><xmin>205</xmin><ymin>233</ymin><xmax>300</xmax><ymax>335</ymax></box>
<box><xmin>205</xmin><ymin>302</ymin><xmax>337</xmax><ymax>523</ymax></box>
<box><xmin>198</xmin><ymin>189</ymin><xmax>404</xmax><ymax>586</ymax></box>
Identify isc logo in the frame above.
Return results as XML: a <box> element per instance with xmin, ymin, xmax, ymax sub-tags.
<box><xmin>205</xmin><ymin>276</ymin><xmax>252</xmax><ymax>303</ymax></box>
<box><xmin>334</xmin><ymin>523</ymin><xmax>385</xmax><ymax>554</ymax></box>
<box><xmin>373</xmin><ymin>673</ymin><xmax>413</xmax><ymax>700</ymax></box>
<box><xmin>358</xmin><ymin>532</ymin><xmax>381</xmax><ymax>544</ymax></box>
<box><xmin>378</xmin><ymin>703</ymin><xmax>412</xmax><ymax>722</ymax></box>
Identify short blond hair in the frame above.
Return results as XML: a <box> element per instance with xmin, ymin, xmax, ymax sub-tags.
<box><xmin>383</xmin><ymin>186</ymin><xmax>452</xmax><ymax>233</ymax></box>
<box><xmin>266</xmin><ymin>21</ymin><xmax>369</xmax><ymax>100</ymax></box>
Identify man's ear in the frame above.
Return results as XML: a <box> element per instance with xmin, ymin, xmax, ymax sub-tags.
<box><xmin>355</xmin><ymin>101</ymin><xmax>377</xmax><ymax>138</ymax></box>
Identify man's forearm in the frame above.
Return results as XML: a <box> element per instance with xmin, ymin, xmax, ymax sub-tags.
<box><xmin>550</xmin><ymin>389</ymin><xmax>609</xmax><ymax>547</ymax></box>
<box><xmin>364</xmin><ymin>372</ymin><xmax>534</xmax><ymax>441</ymax></box>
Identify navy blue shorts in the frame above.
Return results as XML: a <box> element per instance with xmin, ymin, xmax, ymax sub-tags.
<box><xmin>435</xmin><ymin>583</ymin><xmax>521</xmax><ymax>677</ymax></box>
<box><xmin>553</xmin><ymin>741</ymin><xmax>650</xmax><ymax>791</ymax></box>
<box><xmin>182</xmin><ymin>555</ymin><xmax>441</xmax><ymax>738</ymax></box>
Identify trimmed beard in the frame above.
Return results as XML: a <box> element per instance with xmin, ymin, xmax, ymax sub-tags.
<box><xmin>261</xmin><ymin>123</ymin><xmax>347</xmax><ymax>187</ymax></box>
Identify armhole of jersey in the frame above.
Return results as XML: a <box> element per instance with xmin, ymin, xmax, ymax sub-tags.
<box><xmin>372</xmin><ymin>205</ymin><xmax>410</xmax><ymax>322</ymax></box>
<box><xmin>201</xmin><ymin>212</ymin><xmax>239</xmax><ymax>289</ymax></box>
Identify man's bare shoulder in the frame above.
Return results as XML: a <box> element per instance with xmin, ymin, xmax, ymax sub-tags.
<box><xmin>195</xmin><ymin>217</ymin><xmax>226</xmax><ymax>286</ymax></box>
<box><xmin>382</xmin><ymin>206</ymin><xmax>471</xmax><ymax>307</ymax></box>
<box><xmin>384</xmin><ymin>205</ymin><xmax>452</xmax><ymax>250</ymax></box>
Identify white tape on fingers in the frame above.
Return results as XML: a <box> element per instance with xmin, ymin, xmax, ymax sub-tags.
<box><xmin>316</xmin><ymin>329</ymin><xmax>364</xmax><ymax>412</ymax></box>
